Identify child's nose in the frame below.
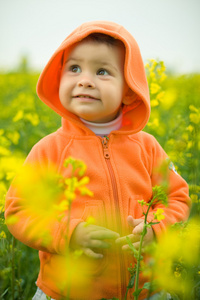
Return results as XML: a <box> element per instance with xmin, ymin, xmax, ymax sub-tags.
<box><xmin>77</xmin><ymin>75</ymin><xmax>95</xmax><ymax>88</ymax></box>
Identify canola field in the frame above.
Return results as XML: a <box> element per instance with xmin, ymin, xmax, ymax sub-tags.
<box><xmin>0</xmin><ymin>60</ymin><xmax>200</xmax><ymax>299</ymax></box>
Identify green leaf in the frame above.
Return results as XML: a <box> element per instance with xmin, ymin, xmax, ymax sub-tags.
<box><xmin>127</xmin><ymin>274</ymin><xmax>136</xmax><ymax>288</ymax></box>
<box><xmin>150</xmin><ymin>222</ymin><xmax>160</xmax><ymax>225</ymax></box>
<box><xmin>143</xmin><ymin>226</ymin><xmax>147</xmax><ymax>235</ymax></box>
<box><xmin>142</xmin><ymin>282</ymin><xmax>151</xmax><ymax>290</ymax></box>
<box><xmin>126</xmin><ymin>236</ymin><xmax>139</xmax><ymax>257</ymax></box>
<box><xmin>132</xmin><ymin>288</ymin><xmax>142</xmax><ymax>297</ymax></box>
<box><xmin>100</xmin><ymin>298</ymin><xmax>119</xmax><ymax>300</ymax></box>
<box><xmin>169</xmin><ymin>293</ymin><xmax>181</xmax><ymax>300</ymax></box>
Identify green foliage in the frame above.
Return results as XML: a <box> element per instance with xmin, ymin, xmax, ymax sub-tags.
<box><xmin>0</xmin><ymin>62</ymin><xmax>199</xmax><ymax>299</ymax></box>
<box><xmin>0</xmin><ymin>71</ymin><xmax>60</xmax><ymax>299</ymax></box>
<box><xmin>0</xmin><ymin>71</ymin><xmax>60</xmax><ymax>155</ymax></box>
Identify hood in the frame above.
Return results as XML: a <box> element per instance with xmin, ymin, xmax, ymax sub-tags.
<box><xmin>37</xmin><ymin>21</ymin><xmax>150</xmax><ymax>133</ymax></box>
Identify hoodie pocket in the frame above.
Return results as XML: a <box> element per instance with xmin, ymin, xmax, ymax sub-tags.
<box><xmin>81</xmin><ymin>199</ymin><xmax>107</xmax><ymax>226</ymax></box>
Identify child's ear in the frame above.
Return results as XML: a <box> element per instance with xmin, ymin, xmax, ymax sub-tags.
<box><xmin>122</xmin><ymin>95</ymin><xmax>133</xmax><ymax>105</ymax></box>
<box><xmin>122</xmin><ymin>86</ymin><xmax>135</xmax><ymax>105</ymax></box>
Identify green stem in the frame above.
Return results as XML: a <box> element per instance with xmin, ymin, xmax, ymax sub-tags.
<box><xmin>134</xmin><ymin>205</ymin><xmax>151</xmax><ymax>300</ymax></box>
<box><xmin>124</xmin><ymin>288</ymin><xmax>128</xmax><ymax>300</ymax></box>
<box><xmin>11</xmin><ymin>236</ymin><xmax>16</xmax><ymax>300</ymax></box>
<box><xmin>65</xmin><ymin>171</ymin><xmax>75</xmax><ymax>300</ymax></box>
<box><xmin>65</xmin><ymin>203</ymin><xmax>72</xmax><ymax>300</ymax></box>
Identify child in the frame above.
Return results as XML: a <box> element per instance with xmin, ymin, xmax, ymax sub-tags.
<box><xmin>5</xmin><ymin>21</ymin><xmax>190</xmax><ymax>300</ymax></box>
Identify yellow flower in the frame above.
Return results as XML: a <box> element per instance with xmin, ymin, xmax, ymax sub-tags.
<box><xmin>189</xmin><ymin>113</ymin><xmax>200</xmax><ymax>124</ymax></box>
<box><xmin>189</xmin><ymin>105</ymin><xmax>199</xmax><ymax>113</ymax></box>
<box><xmin>0</xmin><ymin>129</ymin><xmax>5</xmax><ymax>136</ymax></box>
<box><xmin>186</xmin><ymin>125</ymin><xmax>194</xmax><ymax>132</ymax></box>
<box><xmin>147</xmin><ymin>118</ymin><xmax>159</xmax><ymax>128</ymax></box>
<box><xmin>156</xmin><ymin>91</ymin><xmax>165</xmax><ymax>101</ymax></box>
<box><xmin>6</xmin><ymin>131</ymin><xmax>20</xmax><ymax>145</ymax></box>
<box><xmin>13</xmin><ymin>110</ymin><xmax>24</xmax><ymax>122</ymax></box>
<box><xmin>190</xmin><ymin>194</ymin><xmax>199</xmax><ymax>203</ymax></box>
<box><xmin>85</xmin><ymin>216</ymin><xmax>96</xmax><ymax>226</ymax></box>
<box><xmin>151</xmin><ymin>219</ymin><xmax>200</xmax><ymax>296</ymax></box>
<box><xmin>150</xmin><ymin>83</ymin><xmax>161</xmax><ymax>94</ymax></box>
<box><xmin>161</xmin><ymin>89</ymin><xmax>176</xmax><ymax>109</ymax></box>
<box><xmin>24</xmin><ymin>113</ymin><xmax>40</xmax><ymax>126</ymax></box>
<box><xmin>14</xmin><ymin>162</ymin><xmax>65</xmax><ymax>218</ymax></box>
<box><xmin>153</xmin><ymin>208</ymin><xmax>165</xmax><ymax>221</ymax></box>
<box><xmin>0</xmin><ymin>146</ymin><xmax>11</xmax><ymax>156</ymax></box>
<box><xmin>150</xmin><ymin>99</ymin><xmax>159</xmax><ymax>107</ymax></box>
<box><xmin>0</xmin><ymin>231</ymin><xmax>6</xmax><ymax>239</ymax></box>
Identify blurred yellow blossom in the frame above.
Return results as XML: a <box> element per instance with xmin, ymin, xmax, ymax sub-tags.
<box><xmin>189</xmin><ymin>105</ymin><xmax>200</xmax><ymax>124</ymax></box>
<box><xmin>12</xmin><ymin>157</ymin><xmax>93</xmax><ymax>244</ymax></box>
<box><xmin>85</xmin><ymin>216</ymin><xmax>95</xmax><ymax>226</ymax></box>
<box><xmin>0</xmin><ymin>182</ymin><xmax>7</xmax><ymax>212</ymax></box>
<box><xmin>0</xmin><ymin>146</ymin><xmax>11</xmax><ymax>156</ymax></box>
<box><xmin>161</xmin><ymin>89</ymin><xmax>177</xmax><ymax>110</ymax></box>
<box><xmin>0</xmin><ymin>129</ymin><xmax>5</xmax><ymax>136</ymax></box>
<box><xmin>13</xmin><ymin>110</ymin><xmax>24</xmax><ymax>122</ymax></box>
<box><xmin>189</xmin><ymin>105</ymin><xmax>199</xmax><ymax>113</ymax></box>
<box><xmin>6</xmin><ymin>131</ymin><xmax>20</xmax><ymax>145</ymax></box>
<box><xmin>156</xmin><ymin>91</ymin><xmax>165</xmax><ymax>101</ymax></box>
<box><xmin>153</xmin><ymin>208</ymin><xmax>165</xmax><ymax>221</ymax></box>
<box><xmin>0</xmin><ymin>231</ymin><xmax>6</xmax><ymax>239</ymax></box>
<box><xmin>0</xmin><ymin>155</ymin><xmax>25</xmax><ymax>182</ymax></box>
<box><xmin>190</xmin><ymin>194</ymin><xmax>199</xmax><ymax>203</ymax></box>
<box><xmin>24</xmin><ymin>113</ymin><xmax>40</xmax><ymax>126</ymax></box>
<box><xmin>150</xmin><ymin>99</ymin><xmax>159</xmax><ymax>107</ymax></box>
<box><xmin>151</xmin><ymin>219</ymin><xmax>200</xmax><ymax>296</ymax></box>
<box><xmin>147</xmin><ymin>118</ymin><xmax>159</xmax><ymax>128</ymax></box>
<box><xmin>186</xmin><ymin>125</ymin><xmax>194</xmax><ymax>132</ymax></box>
<box><xmin>190</xmin><ymin>113</ymin><xmax>200</xmax><ymax>124</ymax></box>
<box><xmin>13</xmin><ymin>163</ymin><xmax>67</xmax><ymax>219</ymax></box>
<box><xmin>150</xmin><ymin>83</ymin><xmax>161</xmax><ymax>94</ymax></box>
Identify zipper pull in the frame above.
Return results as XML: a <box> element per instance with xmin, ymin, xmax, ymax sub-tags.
<box><xmin>102</xmin><ymin>136</ymin><xmax>110</xmax><ymax>159</ymax></box>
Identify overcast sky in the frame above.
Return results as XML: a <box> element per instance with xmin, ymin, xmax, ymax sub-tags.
<box><xmin>0</xmin><ymin>0</ymin><xmax>199</xmax><ymax>74</ymax></box>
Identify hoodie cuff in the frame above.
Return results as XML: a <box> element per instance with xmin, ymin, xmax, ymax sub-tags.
<box><xmin>54</xmin><ymin>218</ymin><xmax>84</xmax><ymax>255</ymax></box>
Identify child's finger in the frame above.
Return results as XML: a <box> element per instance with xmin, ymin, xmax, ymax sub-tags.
<box><xmin>115</xmin><ymin>234</ymin><xmax>139</xmax><ymax>245</ymax></box>
<box><xmin>89</xmin><ymin>229</ymin><xmax>120</xmax><ymax>240</ymax></box>
<box><xmin>122</xmin><ymin>241</ymin><xmax>140</xmax><ymax>252</ymax></box>
<box><xmin>132</xmin><ymin>221</ymin><xmax>144</xmax><ymax>235</ymax></box>
<box><xmin>127</xmin><ymin>215</ymin><xmax>143</xmax><ymax>228</ymax></box>
<box><xmin>83</xmin><ymin>247</ymin><xmax>103</xmax><ymax>259</ymax></box>
<box><xmin>88</xmin><ymin>239</ymin><xmax>111</xmax><ymax>249</ymax></box>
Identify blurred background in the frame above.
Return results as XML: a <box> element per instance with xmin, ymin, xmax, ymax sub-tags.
<box><xmin>0</xmin><ymin>0</ymin><xmax>200</xmax><ymax>73</ymax></box>
<box><xmin>0</xmin><ymin>1</ymin><xmax>200</xmax><ymax>299</ymax></box>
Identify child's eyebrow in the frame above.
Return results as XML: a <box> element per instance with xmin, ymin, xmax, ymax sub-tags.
<box><xmin>65</xmin><ymin>57</ymin><xmax>82</xmax><ymax>64</ymax></box>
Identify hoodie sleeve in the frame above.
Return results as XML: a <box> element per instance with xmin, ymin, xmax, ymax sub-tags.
<box><xmin>146</xmin><ymin>136</ymin><xmax>191</xmax><ymax>237</ymax></box>
<box><xmin>4</xmin><ymin>139</ymin><xmax>83</xmax><ymax>255</ymax></box>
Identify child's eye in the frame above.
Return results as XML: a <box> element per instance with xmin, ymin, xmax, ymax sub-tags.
<box><xmin>97</xmin><ymin>69</ymin><xmax>109</xmax><ymax>76</ymax></box>
<box><xmin>69</xmin><ymin>65</ymin><xmax>81</xmax><ymax>73</ymax></box>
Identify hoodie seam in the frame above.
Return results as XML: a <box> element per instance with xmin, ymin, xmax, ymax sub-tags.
<box><xmin>127</xmin><ymin>136</ymin><xmax>153</xmax><ymax>174</ymax></box>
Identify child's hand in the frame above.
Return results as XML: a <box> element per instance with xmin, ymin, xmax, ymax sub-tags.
<box><xmin>70</xmin><ymin>222</ymin><xmax>120</xmax><ymax>259</ymax></box>
<box><xmin>115</xmin><ymin>215</ymin><xmax>154</xmax><ymax>251</ymax></box>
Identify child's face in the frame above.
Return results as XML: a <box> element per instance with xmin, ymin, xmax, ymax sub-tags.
<box><xmin>59</xmin><ymin>40</ymin><xmax>127</xmax><ymax>123</ymax></box>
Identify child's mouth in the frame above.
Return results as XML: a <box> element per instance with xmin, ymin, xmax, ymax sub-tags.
<box><xmin>73</xmin><ymin>94</ymin><xmax>100</xmax><ymax>101</ymax></box>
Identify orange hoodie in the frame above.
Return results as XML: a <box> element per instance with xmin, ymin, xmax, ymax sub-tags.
<box><xmin>5</xmin><ymin>21</ymin><xmax>190</xmax><ymax>300</ymax></box>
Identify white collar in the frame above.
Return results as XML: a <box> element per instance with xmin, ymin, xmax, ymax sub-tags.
<box><xmin>80</xmin><ymin>110</ymin><xmax>122</xmax><ymax>137</ymax></box>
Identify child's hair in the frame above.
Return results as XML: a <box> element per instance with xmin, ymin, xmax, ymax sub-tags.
<box><xmin>82</xmin><ymin>33</ymin><xmax>124</xmax><ymax>48</ymax></box>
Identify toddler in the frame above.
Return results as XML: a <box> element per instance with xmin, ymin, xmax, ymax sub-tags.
<box><xmin>5</xmin><ymin>21</ymin><xmax>190</xmax><ymax>300</ymax></box>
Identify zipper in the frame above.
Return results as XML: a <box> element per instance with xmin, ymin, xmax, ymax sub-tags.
<box><xmin>102</xmin><ymin>136</ymin><xmax>127</xmax><ymax>299</ymax></box>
